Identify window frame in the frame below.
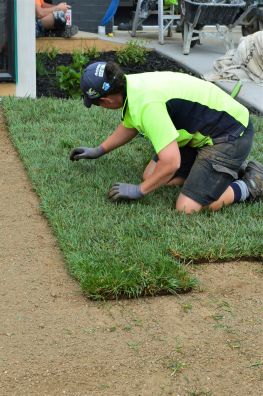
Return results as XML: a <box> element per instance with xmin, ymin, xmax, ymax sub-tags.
<box><xmin>0</xmin><ymin>0</ymin><xmax>16</xmax><ymax>82</ymax></box>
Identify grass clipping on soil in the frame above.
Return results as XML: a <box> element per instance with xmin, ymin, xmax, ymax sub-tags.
<box><xmin>3</xmin><ymin>98</ymin><xmax>263</xmax><ymax>299</ymax></box>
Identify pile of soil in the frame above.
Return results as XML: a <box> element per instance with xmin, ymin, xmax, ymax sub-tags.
<box><xmin>36</xmin><ymin>50</ymin><xmax>194</xmax><ymax>99</ymax></box>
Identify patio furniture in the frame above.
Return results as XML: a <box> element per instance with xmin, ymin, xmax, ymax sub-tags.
<box><xmin>131</xmin><ymin>0</ymin><xmax>180</xmax><ymax>44</ymax></box>
<box><xmin>180</xmin><ymin>0</ymin><xmax>249</xmax><ymax>54</ymax></box>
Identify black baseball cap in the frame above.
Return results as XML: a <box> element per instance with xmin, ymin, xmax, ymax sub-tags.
<box><xmin>80</xmin><ymin>62</ymin><xmax>113</xmax><ymax>108</ymax></box>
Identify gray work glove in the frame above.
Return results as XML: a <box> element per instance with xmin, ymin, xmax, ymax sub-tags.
<box><xmin>70</xmin><ymin>145</ymin><xmax>105</xmax><ymax>161</ymax></box>
<box><xmin>108</xmin><ymin>183</ymin><xmax>144</xmax><ymax>202</ymax></box>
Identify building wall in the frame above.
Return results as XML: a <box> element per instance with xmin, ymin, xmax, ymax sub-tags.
<box><xmin>67</xmin><ymin>0</ymin><xmax>113</xmax><ymax>33</ymax></box>
<box><xmin>16</xmin><ymin>0</ymin><xmax>36</xmax><ymax>98</ymax></box>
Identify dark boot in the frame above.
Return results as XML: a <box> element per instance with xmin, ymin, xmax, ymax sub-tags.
<box><xmin>61</xmin><ymin>25</ymin><xmax>79</xmax><ymax>38</ymax></box>
<box><xmin>117</xmin><ymin>22</ymin><xmax>143</xmax><ymax>31</ymax></box>
<box><xmin>242</xmin><ymin>160</ymin><xmax>263</xmax><ymax>200</ymax></box>
<box><xmin>238</xmin><ymin>160</ymin><xmax>248</xmax><ymax>178</ymax></box>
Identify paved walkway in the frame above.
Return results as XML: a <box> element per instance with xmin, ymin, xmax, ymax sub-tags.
<box><xmin>77</xmin><ymin>27</ymin><xmax>263</xmax><ymax>114</ymax></box>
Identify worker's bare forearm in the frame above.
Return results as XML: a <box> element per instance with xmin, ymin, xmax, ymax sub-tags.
<box><xmin>140</xmin><ymin>140</ymin><xmax>181</xmax><ymax>195</ymax></box>
<box><xmin>140</xmin><ymin>160</ymin><xmax>179</xmax><ymax>195</ymax></box>
<box><xmin>101</xmin><ymin>123</ymin><xmax>138</xmax><ymax>153</ymax></box>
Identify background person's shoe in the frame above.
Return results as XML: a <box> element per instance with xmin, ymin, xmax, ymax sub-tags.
<box><xmin>44</xmin><ymin>25</ymin><xmax>78</xmax><ymax>38</ymax></box>
<box><xmin>61</xmin><ymin>25</ymin><xmax>79</xmax><ymax>38</ymax></box>
<box><xmin>117</xmin><ymin>22</ymin><xmax>143</xmax><ymax>31</ymax></box>
<box><xmin>242</xmin><ymin>160</ymin><xmax>263</xmax><ymax>200</ymax></box>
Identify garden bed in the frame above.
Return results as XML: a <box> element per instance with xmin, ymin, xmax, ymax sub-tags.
<box><xmin>36</xmin><ymin>50</ymin><xmax>194</xmax><ymax>99</ymax></box>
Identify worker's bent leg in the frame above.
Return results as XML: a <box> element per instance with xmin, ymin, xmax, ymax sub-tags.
<box><xmin>143</xmin><ymin>146</ymin><xmax>197</xmax><ymax>185</ymax></box>
<box><xmin>179</xmin><ymin>122</ymin><xmax>254</xmax><ymax>213</ymax></box>
<box><xmin>176</xmin><ymin>185</ymin><xmax>234</xmax><ymax>213</ymax></box>
<box><xmin>167</xmin><ymin>176</ymin><xmax>185</xmax><ymax>186</ymax></box>
<box><xmin>176</xmin><ymin>193</ymin><xmax>203</xmax><ymax>213</ymax></box>
<box><xmin>208</xmin><ymin>185</ymin><xmax>235</xmax><ymax>211</ymax></box>
<box><xmin>143</xmin><ymin>160</ymin><xmax>185</xmax><ymax>186</ymax></box>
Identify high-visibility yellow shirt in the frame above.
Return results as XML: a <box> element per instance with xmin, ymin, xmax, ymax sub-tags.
<box><xmin>122</xmin><ymin>72</ymin><xmax>249</xmax><ymax>153</ymax></box>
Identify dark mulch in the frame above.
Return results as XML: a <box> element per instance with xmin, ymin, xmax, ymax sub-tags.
<box><xmin>36</xmin><ymin>50</ymin><xmax>195</xmax><ymax>99</ymax></box>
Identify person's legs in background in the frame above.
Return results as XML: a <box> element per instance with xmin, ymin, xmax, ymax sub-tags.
<box><xmin>37</xmin><ymin>13</ymin><xmax>55</xmax><ymax>31</ymax></box>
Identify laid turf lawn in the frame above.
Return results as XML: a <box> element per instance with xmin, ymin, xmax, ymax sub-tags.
<box><xmin>2</xmin><ymin>97</ymin><xmax>263</xmax><ymax>299</ymax></box>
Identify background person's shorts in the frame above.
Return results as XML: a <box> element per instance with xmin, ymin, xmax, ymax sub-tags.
<box><xmin>182</xmin><ymin>121</ymin><xmax>254</xmax><ymax>206</ymax></box>
<box><xmin>35</xmin><ymin>20</ymin><xmax>44</xmax><ymax>37</ymax></box>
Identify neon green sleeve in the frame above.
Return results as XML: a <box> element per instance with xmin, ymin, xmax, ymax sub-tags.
<box><xmin>141</xmin><ymin>102</ymin><xmax>179</xmax><ymax>153</ymax></box>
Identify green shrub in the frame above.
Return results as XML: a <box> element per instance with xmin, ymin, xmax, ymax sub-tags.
<box><xmin>36</xmin><ymin>53</ymin><xmax>48</xmax><ymax>77</ymax></box>
<box><xmin>45</xmin><ymin>46</ymin><xmax>60</xmax><ymax>61</ymax></box>
<box><xmin>71</xmin><ymin>49</ymin><xmax>89</xmax><ymax>70</ymax></box>
<box><xmin>56</xmin><ymin>49</ymin><xmax>89</xmax><ymax>98</ymax></box>
<box><xmin>116</xmin><ymin>40</ymin><xmax>148</xmax><ymax>66</ymax></box>
<box><xmin>56</xmin><ymin>65</ymin><xmax>82</xmax><ymax>98</ymax></box>
<box><xmin>84</xmin><ymin>45</ymin><xmax>100</xmax><ymax>60</ymax></box>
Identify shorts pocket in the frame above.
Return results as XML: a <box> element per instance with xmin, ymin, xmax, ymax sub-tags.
<box><xmin>212</xmin><ymin>163</ymin><xmax>238</xmax><ymax>179</ymax></box>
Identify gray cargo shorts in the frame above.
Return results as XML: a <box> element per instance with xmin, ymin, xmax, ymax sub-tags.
<box><xmin>181</xmin><ymin>120</ymin><xmax>254</xmax><ymax>206</ymax></box>
<box><xmin>35</xmin><ymin>20</ymin><xmax>44</xmax><ymax>38</ymax></box>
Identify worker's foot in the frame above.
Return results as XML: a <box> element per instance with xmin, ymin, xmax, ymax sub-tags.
<box><xmin>238</xmin><ymin>160</ymin><xmax>248</xmax><ymax>178</ymax></box>
<box><xmin>242</xmin><ymin>160</ymin><xmax>263</xmax><ymax>200</ymax></box>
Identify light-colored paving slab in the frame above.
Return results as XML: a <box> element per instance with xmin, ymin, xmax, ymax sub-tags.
<box><xmin>80</xmin><ymin>27</ymin><xmax>263</xmax><ymax>114</ymax></box>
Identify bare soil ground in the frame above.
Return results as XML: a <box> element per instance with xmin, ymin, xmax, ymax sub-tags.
<box><xmin>1</xmin><ymin>109</ymin><xmax>263</xmax><ymax>396</ymax></box>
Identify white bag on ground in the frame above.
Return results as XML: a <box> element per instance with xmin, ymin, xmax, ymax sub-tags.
<box><xmin>204</xmin><ymin>31</ymin><xmax>263</xmax><ymax>85</ymax></box>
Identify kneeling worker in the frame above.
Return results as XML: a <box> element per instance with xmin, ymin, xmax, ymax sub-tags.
<box><xmin>70</xmin><ymin>61</ymin><xmax>263</xmax><ymax>214</ymax></box>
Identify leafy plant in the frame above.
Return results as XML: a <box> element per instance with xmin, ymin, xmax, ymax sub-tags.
<box><xmin>71</xmin><ymin>49</ymin><xmax>89</xmax><ymax>70</ymax></box>
<box><xmin>167</xmin><ymin>360</ymin><xmax>186</xmax><ymax>376</ymax></box>
<box><xmin>36</xmin><ymin>53</ymin><xmax>48</xmax><ymax>77</ymax></box>
<box><xmin>56</xmin><ymin>65</ymin><xmax>82</xmax><ymax>98</ymax></box>
<box><xmin>116</xmin><ymin>40</ymin><xmax>148</xmax><ymax>66</ymax></box>
<box><xmin>84</xmin><ymin>45</ymin><xmax>100</xmax><ymax>60</ymax></box>
<box><xmin>56</xmin><ymin>49</ymin><xmax>88</xmax><ymax>98</ymax></box>
<box><xmin>45</xmin><ymin>46</ymin><xmax>60</xmax><ymax>61</ymax></box>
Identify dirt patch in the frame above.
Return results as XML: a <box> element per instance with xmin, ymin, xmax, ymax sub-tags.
<box><xmin>1</xmin><ymin>109</ymin><xmax>263</xmax><ymax>395</ymax></box>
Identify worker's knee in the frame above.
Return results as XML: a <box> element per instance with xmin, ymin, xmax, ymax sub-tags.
<box><xmin>208</xmin><ymin>200</ymin><xmax>223</xmax><ymax>212</ymax></box>
<box><xmin>175</xmin><ymin>202</ymin><xmax>201</xmax><ymax>214</ymax></box>
<box><xmin>175</xmin><ymin>193</ymin><xmax>202</xmax><ymax>214</ymax></box>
